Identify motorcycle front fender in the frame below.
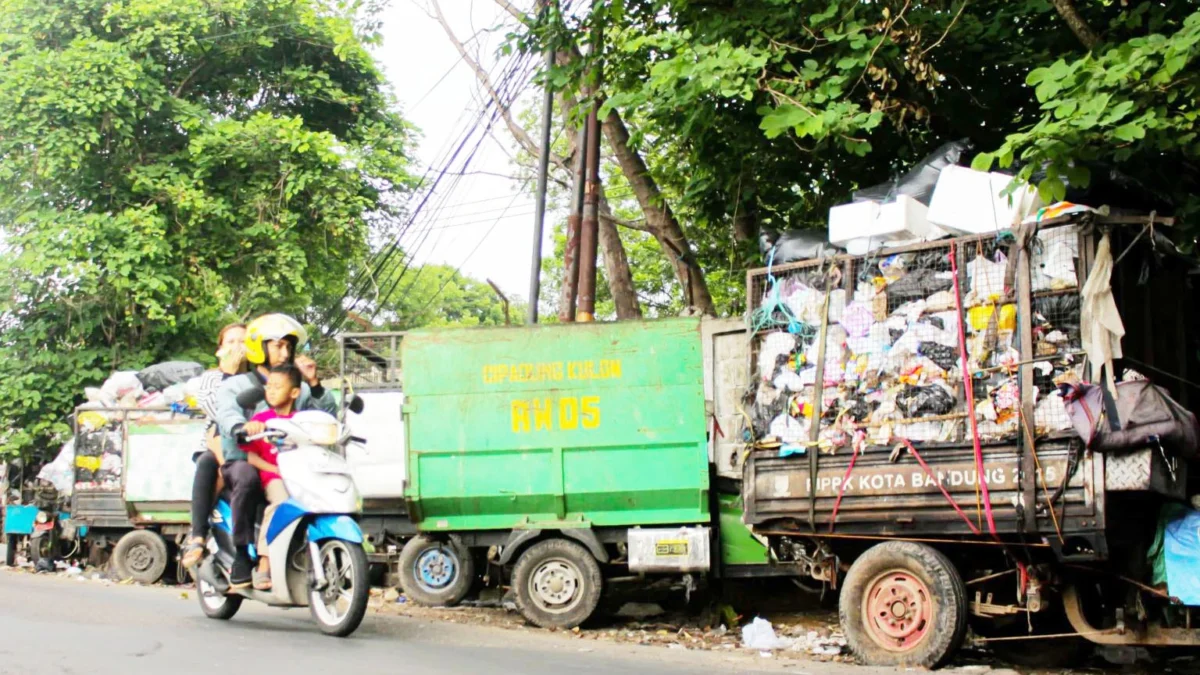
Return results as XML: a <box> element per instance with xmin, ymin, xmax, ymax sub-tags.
<box><xmin>306</xmin><ymin>514</ymin><xmax>363</xmax><ymax>544</ymax></box>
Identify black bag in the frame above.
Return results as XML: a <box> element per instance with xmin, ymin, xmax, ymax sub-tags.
<box><xmin>854</xmin><ymin>139</ymin><xmax>972</xmax><ymax>205</ymax></box>
<box><xmin>138</xmin><ymin>361</ymin><xmax>203</xmax><ymax>392</ymax></box>
<box><xmin>759</xmin><ymin>230</ymin><xmax>842</xmax><ymax>265</ymax></box>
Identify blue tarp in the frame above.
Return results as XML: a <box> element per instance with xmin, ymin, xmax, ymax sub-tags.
<box><xmin>2</xmin><ymin>504</ymin><xmax>38</xmax><ymax>536</ymax></box>
<box><xmin>1164</xmin><ymin>509</ymin><xmax>1200</xmax><ymax>606</ymax></box>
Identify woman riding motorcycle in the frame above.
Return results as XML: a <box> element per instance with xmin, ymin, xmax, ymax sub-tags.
<box><xmin>205</xmin><ymin>314</ymin><xmax>338</xmax><ymax>586</ymax></box>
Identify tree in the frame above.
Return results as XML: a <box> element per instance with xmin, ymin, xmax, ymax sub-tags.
<box><xmin>503</xmin><ymin>0</ymin><xmax>1200</xmax><ymax>316</ymax></box>
<box><xmin>371</xmin><ymin>262</ymin><xmax>520</xmax><ymax>331</ymax></box>
<box><xmin>0</xmin><ymin>0</ymin><xmax>414</xmax><ymax>462</ymax></box>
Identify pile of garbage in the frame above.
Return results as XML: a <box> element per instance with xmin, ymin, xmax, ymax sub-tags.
<box><xmin>750</xmin><ymin>144</ymin><xmax>1091</xmax><ymax>454</ymax></box>
<box><xmin>38</xmin><ymin>361</ymin><xmax>205</xmax><ymax>494</ymax></box>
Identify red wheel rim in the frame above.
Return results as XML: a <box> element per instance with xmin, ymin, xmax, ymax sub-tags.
<box><xmin>862</xmin><ymin>570</ymin><xmax>934</xmax><ymax>652</ymax></box>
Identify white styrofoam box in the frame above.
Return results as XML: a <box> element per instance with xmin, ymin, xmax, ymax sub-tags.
<box><xmin>828</xmin><ymin>194</ymin><xmax>932</xmax><ymax>245</ymax></box>
<box><xmin>927</xmin><ymin>165</ymin><xmax>1042</xmax><ymax>234</ymax></box>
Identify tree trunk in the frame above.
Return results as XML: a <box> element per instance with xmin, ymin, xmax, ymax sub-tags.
<box><xmin>560</xmin><ymin>89</ymin><xmax>642</xmax><ymax>320</ymax></box>
<box><xmin>1051</xmin><ymin>0</ymin><xmax>1101</xmax><ymax>50</ymax></box>
<box><xmin>597</xmin><ymin>194</ymin><xmax>642</xmax><ymax>319</ymax></box>
<box><xmin>601</xmin><ymin>110</ymin><xmax>716</xmax><ymax>315</ymax></box>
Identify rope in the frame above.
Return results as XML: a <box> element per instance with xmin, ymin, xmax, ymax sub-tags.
<box><xmin>749</xmin><ymin>247</ymin><xmax>809</xmax><ymax>335</ymax></box>
<box><xmin>828</xmin><ymin>433</ymin><xmax>865</xmax><ymax>533</ymax></box>
<box><xmin>1019</xmin><ymin>408</ymin><xmax>1065</xmax><ymax>545</ymax></box>
<box><xmin>950</xmin><ymin>242</ymin><xmax>998</xmax><ymax>536</ymax></box>
<box><xmin>896</xmin><ymin>439</ymin><xmax>982</xmax><ymax>536</ymax></box>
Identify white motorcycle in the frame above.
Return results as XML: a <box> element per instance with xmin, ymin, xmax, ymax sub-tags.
<box><xmin>195</xmin><ymin>405</ymin><xmax>370</xmax><ymax>637</ymax></box>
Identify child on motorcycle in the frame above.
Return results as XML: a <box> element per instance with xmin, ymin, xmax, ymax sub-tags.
<box><xmin>240</xmin><ymin>364</ymin><xmax>303</xmax><ymax>591</ymax></box>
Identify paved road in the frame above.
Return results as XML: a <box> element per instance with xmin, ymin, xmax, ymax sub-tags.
<box><xmin>0</xmin><ymin>570</ymin><xmax>864</xmax><ymax>675</ymax></box>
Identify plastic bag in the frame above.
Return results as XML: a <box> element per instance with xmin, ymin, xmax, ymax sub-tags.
<box><xmin>853</xmin><ymin>139</ymin><xmax>972</xmax><ymax>205</ymax></box>
<box><xmin>896</xmin><ymin>384</ymin><xmax>956</xmax><ymax>417</ymax></box>
<box><xmin>100</xmin><ymin>371</ymin><xmax>144</xmax><ymax>401</ymax></box>
<box><xmin>887</xmin><ymin>269</ymin><xmax>953</xmax><ymax>303</ymax></box>
<box><xmin>138</xmin><ymin>361</ymin><xmax>204</xmax><ymax>392</ymax></box>
<box><xmin>759</xmin><ymin>333</ymin><xmax>797</xmax><ymax>381</ymax></box>
<box><xmin>37</xmin><ymin>440</ymin><xmax>75</xmax><ymax>496</ymax></box>
<box><xmin>759</xmin><ymin>230</ymin><xmax>842</xmax><ymax>265</ymax></box>
<box><xmin>741</xmin><ymin>617</ymin><xmax>795</xmax><ymax>650</ymax></box>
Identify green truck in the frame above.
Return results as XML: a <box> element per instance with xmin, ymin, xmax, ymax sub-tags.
<box><xmin>342</xmin><ymin>317</ymin><xmax>787</xmax><ymax>628</ymax></box>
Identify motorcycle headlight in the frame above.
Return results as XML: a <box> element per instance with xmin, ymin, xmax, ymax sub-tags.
<box><xmin>307</xmin><ymin>421</ymin><xmax>339</xmax><ymax>446</ymax></box>
<box><xmin>35</xmin><ymin>511</ymin><xmax>48</xmax><ymax>524</ymax></box>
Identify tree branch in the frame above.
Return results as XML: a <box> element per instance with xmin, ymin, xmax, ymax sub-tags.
<box><xmin>431</xmin><ymin>0</ymin><xmax>569</xmax><ymax>173</ymax></box>
<box><xmin>493</xmin><ymin>0</ymin><xmax>531</xmax><ymax>26</ymax></box>
<box><xmin>600</xmin><ymin>213</ymin><xmax>653</xmax><ymax>233</ymax></box>
<box><xmin>1051</xmin><ymin>0</ymin><xmax>1101</xmax><ymax>50</ymax></box>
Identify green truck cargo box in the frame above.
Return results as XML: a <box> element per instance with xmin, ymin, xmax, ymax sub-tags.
<box><xmin>402</xmin><ymin>318</ymin><xmax>710</xmax><ymax>532</ymax></box>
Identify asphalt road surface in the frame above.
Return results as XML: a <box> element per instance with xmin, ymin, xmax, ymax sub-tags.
<box><xmin>0</xmin><ymin>569</ymin><xmax>874</xmax><ymax>675</ymax></box>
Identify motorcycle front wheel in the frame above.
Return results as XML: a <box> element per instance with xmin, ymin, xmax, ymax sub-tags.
<box><xmin>309</xmin><ymin>539</ymin><xmax>369</xmax><ymax>637</ymax></box>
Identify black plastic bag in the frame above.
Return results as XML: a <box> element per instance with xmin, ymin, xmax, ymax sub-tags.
<box><xmin>919</xmin><ymin>342</ymin><xmax>958</xmax><ymax>371</ymax></box>
<box><xmin>759</xmin><ymin>230</ymin><xmax>843</xmax><ymax>265</ymax></box>
<box><xmin>896</xmin><ymin>384</ymin><xmax>956</xmax><ymax>417</ymax></box>
<box><xmin>887</xmin><ymin>268</ymin><xmax>953</xmax><ymax>303</ymax></box>
<box><xmin>853</xmin><ymin>139</ymin><xmax>972</xmax><ymax>205</ymax></box>
<box><xmin>138</xmin><ymin>361</ymin><xmax>203</xmax><ymax>392</ymax></box>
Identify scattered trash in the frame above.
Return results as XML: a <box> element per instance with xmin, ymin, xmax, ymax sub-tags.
<box><xmin>66</xmin><ymin>566</ymin><xmax>82</xmax><ymax>576</ymax></box>
<box><xmin>741</xmin><ymin>617</ymin><xmax>794</xmax><ymax>651</ymax></box>
<box><xmin>382</xmin><ymin>588</ymin><xmax>400</xmax><ymax>603</ymax></box>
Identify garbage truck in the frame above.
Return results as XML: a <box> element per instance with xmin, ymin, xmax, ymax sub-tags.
<box><xmin>337</xmin><ymin>317</ymin><xmax>793</xmax><ymax>628</ymax></box>
<box><xmin>738</xmin><ymin>211</ymin><xmax>1200</xmax><ymax>668</ymax></box>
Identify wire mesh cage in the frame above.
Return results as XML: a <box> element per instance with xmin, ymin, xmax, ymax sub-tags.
<box><xmin>744</xmin><ymin>223</ymin><xmax>1087</xmax><ymax>453</ymax></box>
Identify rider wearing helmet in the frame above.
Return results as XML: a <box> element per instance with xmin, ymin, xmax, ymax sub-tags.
<box><xmin>212</xmin><ymin>313</ymin><xmax>338</xmax><ymax>587</ymax></box>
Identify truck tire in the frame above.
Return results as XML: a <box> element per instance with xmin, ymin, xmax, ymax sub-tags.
<box><xmin>398</xmin><ymin>535</ymin><xmax>474</xmax><ymax>607</ymax></box>
<box><xmin>840</xmin><ymin>541</ymin><xmax>967</xmax><ymax>668</ymax></box>
<box><xmin>512</xmin><ymin>538</ymin><xmax>603</xmax><ymax>630</ymax></box>
<box><xmin>4</xmin><ymin>534</ymin><xmax>16</xmax><ymax>566</ymax></box>
<box><xmin>112</xmin><ymin>530</ymin><xmax>169</xmax><ymax>584</ymax></box>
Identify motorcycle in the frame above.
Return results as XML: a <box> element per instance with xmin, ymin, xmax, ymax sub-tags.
<box><xmin>195</xmin><ymin>405</ymin><xmax>370</xmax><ymax>637</ymax></box>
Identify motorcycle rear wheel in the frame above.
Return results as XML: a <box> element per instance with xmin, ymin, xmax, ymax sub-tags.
<box><xmin>198</xmin><ymin>576</ymin><xmax>243</xmax><ymax>620</ymax></box>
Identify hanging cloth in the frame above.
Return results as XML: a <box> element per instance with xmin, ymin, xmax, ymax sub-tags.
<box><xmin>1081</xmin><ymin>233</ymin><xmax>1125</xmax><ymax>394</ymax></box>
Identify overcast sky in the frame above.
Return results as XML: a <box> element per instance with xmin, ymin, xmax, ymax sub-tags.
<box><xmin>371</xmin><ymin>0</ymin><xmax>549</xmax><ymax>302</ymax></box>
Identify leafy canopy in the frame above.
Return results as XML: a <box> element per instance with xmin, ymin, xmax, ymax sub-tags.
<box><xmin>0</xmin><ymin>0</ymin><xmax>414</xmax><ymax>461</ymax></box>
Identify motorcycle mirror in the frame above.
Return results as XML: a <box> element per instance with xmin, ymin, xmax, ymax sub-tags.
<box><xmin>348</xmin><ymin>395</ymin><xmax>365</xmax><ymax>415</ymax></box>
<box><xmin>236</xmin><ymin>386</ymin><xmax>266</xmax><ymax>409</ymax></box>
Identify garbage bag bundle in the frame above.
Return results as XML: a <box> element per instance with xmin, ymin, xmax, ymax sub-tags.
<box><xmin>853</xmin><ymin>139</ymin><xmax>972</xmax><ymax>205</ymax></box>
<box><xmin>138</xmin><ymin>361</ymin><xmax>204</xmax><ymax>393</ymax></box>
<box><xmin>887</xmin><ymin>269</ymin><xmax>954</xmax><ymax>306</ymax></box>
<box><xmin>759</xmin><ymin>230</ymin><xmax>843</xmax><ymax>265</ymax></box>
<box><xmin>1063</xmin><ymin>380</ymin><xmax>1199</xmax><ymax>459</ymax></box>
<box><xmin>37</xmin><ymin>440</ymin><xmax>75</xmax><ymax>496</ymax></box>
<box><xmin>896</xmin><ymin>384</ymin><xmax>957</xmax><ymax>417</ymax></box>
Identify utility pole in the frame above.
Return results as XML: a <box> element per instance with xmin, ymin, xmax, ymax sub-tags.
<box><xmin>558</xmin><ymin>124</ymin><xmax>587</xmax><ymax>322</ymax></box>
<box><xmin>526</xmin><ymin>1</ymin><xmax>555</xmax><ymax>325</ymax></box>
<box><xmin>576</xmin><ymin>15</ymin><xmax>602</xmax><ymax>323</ymax></box>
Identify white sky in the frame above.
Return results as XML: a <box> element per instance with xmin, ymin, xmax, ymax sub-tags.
<box><xmin>371</xmin><ymin>0</ymin><xmax>550</xmax><ymax>302</ymax></box>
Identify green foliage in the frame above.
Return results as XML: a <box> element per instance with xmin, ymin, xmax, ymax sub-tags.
<box><xmin>372</xmin><ymin>263</ymin><xmax>521</xmax><ymax>331</ymax></box>
<box><xmin>975</xmin><ymin>11</ymin><xmax>1200</xmax><ymax>211</ymax></box>
<box><xmin>0</xmin><ymin>0</ymin><xmax>414</xmax><ymax>463</ymax></box>
<box><xmin>507</xmin><ymin>0</ymin><xmax>1200</xmax><ymax>316</ymax></box>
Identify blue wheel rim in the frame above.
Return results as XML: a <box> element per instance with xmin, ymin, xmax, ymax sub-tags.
<box><xmin>415</xmin><ymin>546</ymin><xmax>457</xmax><ymax>590</ymax></box>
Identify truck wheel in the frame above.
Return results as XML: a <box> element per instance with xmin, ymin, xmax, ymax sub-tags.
<box><xmin>4</xmin><ymin>534</ymin><xmax>16</xmax><ymax>566</ymax></box>
<box><xmin>112</xmin><ymin>530</ymin><xmax>169</xmax><ymax>584</ymax></box>
<box><xmin>840</xmin><ymin>541</ymin><xmax>967</xmax><ymax>668</ymax></box>
<box><xmin>398</xmin><ymin>535</ymin><xmax>474</xmax><ymax>607</ymax></box>
<box><xmin>512</xmin><ymin>538</ymin><xmax>603</xmax><ymax>630</ymax></box>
